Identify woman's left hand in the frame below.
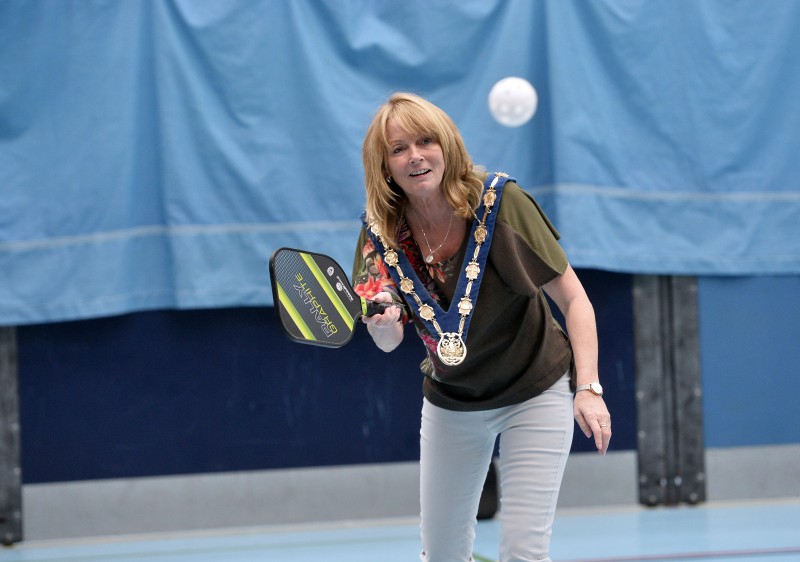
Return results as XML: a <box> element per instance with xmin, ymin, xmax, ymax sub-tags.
<box><xmin>574</xmin><ymin>393</ymin><xmax>611</xmax><ymax>455</ymax></box>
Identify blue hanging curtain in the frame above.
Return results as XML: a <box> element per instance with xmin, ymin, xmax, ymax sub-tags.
<box><xmin>1</xmin><ymin>0</ymin><xmax>799</xmax><ymax>325</ymax></box>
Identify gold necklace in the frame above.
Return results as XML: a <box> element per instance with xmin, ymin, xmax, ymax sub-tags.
<box><xmin>409</xmin><ymin>207</ymin><xmax>454</xmax><ymax>264</ymax></box>
<box><xmin>369</xmin><ymin>173</ymin><xmax>507</xmax><ymax>366</ymax></box>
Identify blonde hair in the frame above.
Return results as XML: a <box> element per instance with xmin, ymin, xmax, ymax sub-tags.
<box><xmin>362</xmin><ymin>92</ymin><xmax>484</xmax><ymax>248</ymax></box>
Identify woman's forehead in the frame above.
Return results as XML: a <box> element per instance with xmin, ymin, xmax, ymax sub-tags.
<box><xmin>386</xmin><ymin>116</ymin><xmax>433</xmax><ymax>141</ymax></box>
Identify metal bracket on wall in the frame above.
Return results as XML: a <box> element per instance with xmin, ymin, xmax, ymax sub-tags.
<box><xmin>633</xmin><ymin>276</ymin><xmax>706</xmax><ymax>507</ymax></box>
<box><xmin>0</xmin><ymin>327</ymin><xmax>22</xmax><ymax>545</ymax></box>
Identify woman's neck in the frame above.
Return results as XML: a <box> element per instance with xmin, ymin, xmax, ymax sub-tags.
<box><xmin>405</xmin><ymin>195</ymin><xmax>452</xmax><ymax>227</ymax></box>
<box><xmin>405</xmin><ymin>197</ymin><xmax>467</xmax><ymax>264</ymax></box>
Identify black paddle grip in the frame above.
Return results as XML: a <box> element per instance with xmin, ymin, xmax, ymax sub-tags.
<box><xmin>364</xmin><ymin>300</ymin><xmax>399</xmax><ymax>317</ymax></box>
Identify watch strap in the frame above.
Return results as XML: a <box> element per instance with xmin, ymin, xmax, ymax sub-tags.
<box><xmin>576</xmin><ymin>382</ymin><xmax>603</xmax><ymax>396</ymax></box>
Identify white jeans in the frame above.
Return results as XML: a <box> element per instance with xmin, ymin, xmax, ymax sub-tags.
<box><xmin>419</xmin><ymin>373</ymin><xmax>574</xmax><ymax>562</ymax></box>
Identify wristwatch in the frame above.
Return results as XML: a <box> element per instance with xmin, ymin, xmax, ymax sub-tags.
<box><xmin>575</xmin><ymin>382</ymin><xmax>603</xmax><ymax>396</ymax></box>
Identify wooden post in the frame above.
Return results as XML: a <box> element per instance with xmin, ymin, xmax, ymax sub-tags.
<box><xmin>633</xmin><ymin>276</ymin><xmax>706</xmax><ymax>506</ymax></box>
<box><xmin>0</xmin><ymin>327</ymin><xmax>22</xmax><ymax>544</ymax></box>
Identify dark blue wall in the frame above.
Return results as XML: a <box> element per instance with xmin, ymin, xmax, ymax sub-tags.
<box><xmin>18</xmin><ymin>269</ymin><xmax>636</xmax><ymax>484</ymax></box>
<box><xmin>18</xmin><ymin>308</ymin><xmax>424</xmax><ymax>483</ymax></box>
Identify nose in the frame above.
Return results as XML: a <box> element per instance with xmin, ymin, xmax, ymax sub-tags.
<box><xmin>409</xmin><ymin>149</ymin><xmax>424</xmax><ymax>164</ymax></box>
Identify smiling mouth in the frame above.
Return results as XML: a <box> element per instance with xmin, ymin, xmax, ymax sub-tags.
<box><xmin>410</xmin><ymin>169</ymin><xmax>431</xmax><ymax>177</ymax></box>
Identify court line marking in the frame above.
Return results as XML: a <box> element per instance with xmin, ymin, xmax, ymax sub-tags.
<box><xmin>559</xmin><ymin>545</ymin><xmax>800</xmax><ymax>562</ymax></box>
<box><xmin>0</xmin><ymin>532</ymin><xmax>418</xmax><ymax>562</ymax></box>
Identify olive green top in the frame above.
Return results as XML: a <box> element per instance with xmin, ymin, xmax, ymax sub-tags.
<box><xmin>352</xmin><ymin>180</ymin><xmax>574</xmax><ymax>412</ymax></box>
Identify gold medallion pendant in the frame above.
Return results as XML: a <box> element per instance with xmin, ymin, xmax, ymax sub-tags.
<box><xmin>418</xmin><ymin>304</ymin><xmax>435</xmax><ymax>322</ymax></box>
<box><xmin>384</xmin><ymin>249</ymin><xmax>399</xmax><ymax>267</ymax></box>
<box><xmin>436</xmin><ymin>332</ymin><xmax>467</xmax><ymax>366</ymax></box>
<box><xmin>474</xmin><ymin>225</ymin><xmax>487</xmax><ymax>244</ymax></box>
<box><xmin>399</xmin><ymin>277</ymin><xmax>415</xmax><ymax>294</ymax></box>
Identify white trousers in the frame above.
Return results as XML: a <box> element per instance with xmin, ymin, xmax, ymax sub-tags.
<box><xmin>419</xmin><ymin>373</ymin><xmax>574</xmax><ymax>562</ymax></box>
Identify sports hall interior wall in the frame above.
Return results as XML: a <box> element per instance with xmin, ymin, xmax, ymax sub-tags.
<box><xmin>4</xmin><ymin>1</ymin><xmax>800</xmax><ymax>542</ymax></box>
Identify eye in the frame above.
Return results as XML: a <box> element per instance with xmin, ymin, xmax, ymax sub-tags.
<box><xmin>421</xmin><ymin>137</ymin><xmax>433</xmax><ymax>145</ymax></box>
<box><xmin>391</xmin><ymin>145</ymin><xmax>405</xmax><ymax>155</ymax></box>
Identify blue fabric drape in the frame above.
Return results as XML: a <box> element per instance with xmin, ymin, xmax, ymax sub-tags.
<box><xmin>2</xmin><ymin>0</ymin><xmax>799</xmax><ymax>324</ymax></box>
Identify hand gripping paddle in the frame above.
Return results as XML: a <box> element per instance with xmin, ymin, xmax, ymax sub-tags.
<box><xmin>269</xmin><ymin>247</ymin><xmax>396</xmax><ymax>347</ymax></box>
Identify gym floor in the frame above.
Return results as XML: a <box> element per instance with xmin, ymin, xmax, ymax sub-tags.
<box><xmin>1</xmin><ymin>497</ymin><xmax>798</xmax><ymax>562</ymax></box>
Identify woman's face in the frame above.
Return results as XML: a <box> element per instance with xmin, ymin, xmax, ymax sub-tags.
<box><xmin>385</xmin><ymin>119</ymin><xmax>445</xmax><ymax>201</ymax></box>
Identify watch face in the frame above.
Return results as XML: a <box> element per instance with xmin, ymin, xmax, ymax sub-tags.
<box><xmin>590</xmin><ymin>382</ymin><xmax>603</xmax><ymax>395</ymax></box>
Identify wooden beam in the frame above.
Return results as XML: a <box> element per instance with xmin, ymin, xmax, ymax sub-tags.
<box><xmin>633</xmin><ymin>276</ymin><xmax>706</xmax><ymax>506</ymax></box>
<box><xmin>0</xmin><ymin>327</ymin><xmax>22</xmax><ymax>544</ymax></box>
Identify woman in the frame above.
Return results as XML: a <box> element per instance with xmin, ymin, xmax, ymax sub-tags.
<box><xmin>352</xmin><ymin>92</ymin><xmax>611</xmax><ymax>562</ymax></box>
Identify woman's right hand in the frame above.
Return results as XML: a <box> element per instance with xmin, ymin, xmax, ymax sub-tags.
<box><xmin>362</xmin><ymin>291</ymin><xmax>402</xmax><ymax>327</ymax></box>
<box><xmin>362</xmin><ymin>291</ymin><xmax>404</xmax><ymax>351</ymax></box>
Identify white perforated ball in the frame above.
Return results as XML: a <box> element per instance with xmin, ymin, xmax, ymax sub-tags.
<box><xmin>488</xmin><ymin>77</ymin><xmax>538</xmax><ymax>127</ymax></box>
